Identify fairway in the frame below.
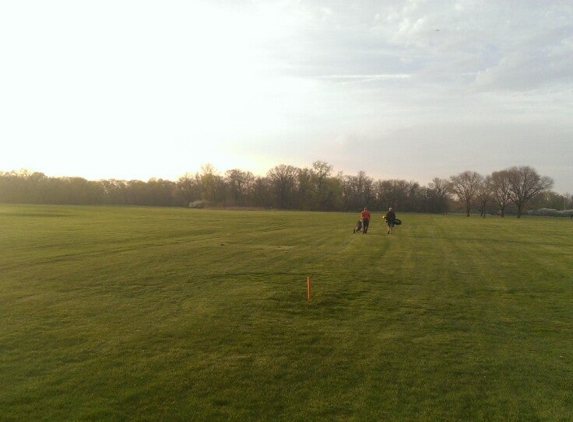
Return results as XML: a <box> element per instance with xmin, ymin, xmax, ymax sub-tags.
<box><xmin>1</xmin><ymin>205</ymin><xmax>572</xmax><ymax>421</ymax></box>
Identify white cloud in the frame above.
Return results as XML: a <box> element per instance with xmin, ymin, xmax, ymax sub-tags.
<box><xmin>0</xmin><ymin>0</ymin><xmax>572</xmax><ymax>192</ymax></box>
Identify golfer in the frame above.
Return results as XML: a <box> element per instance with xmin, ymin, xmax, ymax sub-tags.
<box><xmin>384</xmin><ymin>207</ymin><xmax>396</xmax><ymax>234</ymax></box>
<box><xmin>360</xmin><ymin>207</ymin><xmax>371</xmax><ymax>234</ymax></box>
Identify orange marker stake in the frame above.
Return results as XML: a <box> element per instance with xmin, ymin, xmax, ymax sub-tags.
<box><xmin>307</xmin><ymin>276</ymin><xmax>311</xmax><ymax>300</ymax></box>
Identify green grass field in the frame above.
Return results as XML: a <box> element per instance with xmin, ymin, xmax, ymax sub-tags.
<box><xmin>1</xmin><ymin>205</ymin><xmax>572</xmax><ymax>421</ymax></box>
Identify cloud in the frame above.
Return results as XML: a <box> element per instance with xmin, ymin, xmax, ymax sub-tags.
<box><xmin>1</xmin><ymin>1</ymin><xmax>572</xmax><ymax>193</ymax></box>
<box><xmin>318</xmin><ymin>74</ymin><xmax>411</xmax><ymax>84</ymax></box>
<box><xmin>472</xmin><ymin>31</ymin><xmax>573</xmax><ymax>92</ymax></box>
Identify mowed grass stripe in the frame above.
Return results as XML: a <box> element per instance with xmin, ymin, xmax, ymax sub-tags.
<box><xmin>1</xmin><ymin>205</ymin><xmax>572</xmax><ymax>421</ymax></box>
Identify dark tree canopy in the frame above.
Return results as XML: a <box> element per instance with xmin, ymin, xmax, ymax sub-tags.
<box><xmin>506</xmin><ymin>166</ymin><xmax>554</xmax><ymax>218</ymax></box>
<box><xmin>0</xmin><ymin>165</ymin><xmax>559</xmax><ymax>217</ymax></box>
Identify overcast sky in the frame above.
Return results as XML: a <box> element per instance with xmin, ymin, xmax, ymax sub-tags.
<box><xmin>1</xmin><ymin>1</ymin><xmax>572</xmax><ymax>192</ymax></box>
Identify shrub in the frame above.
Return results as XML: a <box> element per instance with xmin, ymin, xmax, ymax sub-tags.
<box><xmin>528</xmin><ymin>208</ymin><xmax>573</xmax><ymax>217</ymax></box>
<box><xmin>188</xmin><ymin>200</ymin><xmax>208</xmax><ymax>209</ymax></box>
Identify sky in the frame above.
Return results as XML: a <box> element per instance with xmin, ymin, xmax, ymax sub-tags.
<box><xmin>1</xmin><ymin>0</ymin><xmax>572</xmax><ymax>193</ymax></box>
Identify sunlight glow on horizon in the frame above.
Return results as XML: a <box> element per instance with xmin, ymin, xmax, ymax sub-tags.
<box><xmin>1</xmin><ymin>1</ymin><xmax>571</xmax><ymax>192</ymax></box>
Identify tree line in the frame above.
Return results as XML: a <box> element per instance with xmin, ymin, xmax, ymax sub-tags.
<box><xmin>1</xmin><ymin>162</ymin><xmax>570</xmax><ymax>217</ymax></box>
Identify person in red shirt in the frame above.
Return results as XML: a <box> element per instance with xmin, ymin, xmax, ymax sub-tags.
<box><xmin>360</xmin><ymin>207</ymin><xmax>371</xmax><ymax>234</ymax></box>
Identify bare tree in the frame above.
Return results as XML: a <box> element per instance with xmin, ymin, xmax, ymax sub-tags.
<box><xmin>476</xmin><ymin>178</ymin><xmax>491</xmax><ymax>217</ymax></box>
<box><xmin>176</xmin><ymin>172</ymin><xmax>201</xmax><ymax>206</ymax></box>
<box><xmin>199</xmin><ymin>164</ymin><xmax>226</xmax><ymax>205</ymax></box>
<box><xmin>267</xmin><ymin>164</ymin><xmax>299</xmax><ymax>209</ymax></box>
<box><xmin>312</xmin><ymin>161</ymin><xmax>332</xmax><ymax>192</ymax></box>
<box><xmin>506</xmin><ymin>166</ymin><xmax>554</xmax><ymax>218</ymax></box>
<box><xmin>566</xmin><ymin>193</ymin><xmax>573</xmax><ymax>210</ymax></box>
<box><xmin>1</xmin><ymin>163</ymin><xmax>562</xmax><ymax>213</ymax></box>
<box><xmin>449</xmin><ymin>171</ymin><xmax>483</xmax><ymax>217</ymax></box>
<box><xmin>296</xmin><ymin>167</ymin><xmax>315</xmax><ymax>210</ymax></box>
<box><xmin>537</xmin><ymin>190</ymin><xmax>569</xmax><ymax>211</ymax></box>
<box><xmin>429</xmin><ymin>177</ymin><xmax>449</xmax><ymax>194</ymax></box>
<box><xmin>225</xmin><ymin>169</ymin><xmax>255</xmax><ymax>207</ymax></box>
<box><xmin>312</xmin><ymin>160</ymin><xmax>334</xmax><ymax>210</ymax></box>
<box><xmin>342</xmin><ymin>171</ymin><xmax>373</xmax><ymax>211</ymax></box>
<box><xmin>252</xmin><ymin>176</ymin><xmax>272</xmax><ymax>208</ymax></box>
<box><xmin>488</xmin><ymin>170</ymin><xmax>513</xmax><ymax>217</ymax></box>
<box><xmin>427</xmin><ymin>177</ymin><xmax>450</xmax><ymax>214</ymax></box>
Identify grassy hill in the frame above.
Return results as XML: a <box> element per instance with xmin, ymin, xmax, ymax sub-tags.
<box><xmin>1</xmin><ymin>205</ymin><xmax>572</xmax><ymax>421</ymax></box>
